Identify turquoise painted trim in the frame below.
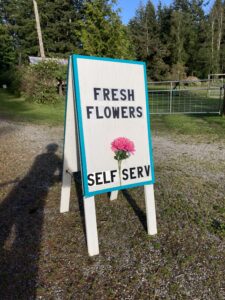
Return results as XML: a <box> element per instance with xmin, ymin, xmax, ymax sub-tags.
<box><xmin>72</xmin><ymin>54</ymin><xmax>144</xmax><ymax>65</ymax></box>
<box><xmin>62</xmin><ymin>56</ymin><xmax>71</xmax><ymax>164</ymax></box>
<box><xmin>72</xmin><ymin>54</ymin><xmax>155</xmax><ymax>198</ymax></box>
<box><xmin>72</xmin><ymin>55</ymin><xmax>89</xmax><ymax>195</ymax></box>
<box><xmin>143</xmin><ymin>62</ymin><xmax>155</xmax><ymax>184</ymax></box>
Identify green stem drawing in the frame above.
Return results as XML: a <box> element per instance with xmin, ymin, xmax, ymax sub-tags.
<box><xmin>118</xmin><ymin>160</ymin><xmax>122</xmax><ymax>185</ymax></box>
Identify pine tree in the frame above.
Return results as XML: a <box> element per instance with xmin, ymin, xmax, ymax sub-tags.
<box><xmin>0</xmin><ymin>21</ymin><xmax>16</xmax><ymax>70</ymax></box>
<box><xmin>168</xmin><ymin>0</ymin><xmax>208</xmax><ymax>78</ymax></box>
<box><xmin>79</xmin><ymin>0</ymin><xmax>133</xmax><ymax>59</ymax></box>
<box><xmin>128</xmin><ymin>1</ymin><xmax>169</xmax><ymax>80</ymax></box>
<box><xmin>209</xmin><ymin>0</ymin><xmax>224</xmax><ymax>73</ymax></box>
<box><xmin>38</xmin><ymin>0</ymin><xmax>83</xmax><ymax>57</ymax></box>
<box><xmin>0</xmin><ymin>0</ymin><xmax>38</xmax><ymax>64</ymax></box>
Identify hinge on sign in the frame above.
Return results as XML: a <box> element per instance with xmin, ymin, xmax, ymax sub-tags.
<box><xmin>66</xmin><ymin>169</ymin><xmax>73</xmax><ymax>176</ymax></box>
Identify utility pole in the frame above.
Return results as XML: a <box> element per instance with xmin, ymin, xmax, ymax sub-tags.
<box><xmin>33</xmin><ymin>0</ymin><xmax>45</xmax><ymax>58</ymax></box>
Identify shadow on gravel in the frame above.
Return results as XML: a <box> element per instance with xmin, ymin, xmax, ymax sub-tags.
<box><xmin>0</xmin><ymin>143</ymin><xmax>61</xmax><ymax>299</ymax></box>
<box><xmin>122</xmin><ymin>189</ymin><xmax>147</xmax><ymax>232</ymax></box>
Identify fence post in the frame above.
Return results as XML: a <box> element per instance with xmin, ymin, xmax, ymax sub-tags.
<box><xmin>221</xmin><ymin>84</ymin><xmax>225</xmax><ymax>116</ymax></box>
<box><xmin>207</xmin><ymin>74</ymin><xmax>210</xmax><ymax>98</ymax></box>
<box><xmin>170</xmin><ymin>82</ymin><xmax>172</xmax><ymax>113</ymax></box>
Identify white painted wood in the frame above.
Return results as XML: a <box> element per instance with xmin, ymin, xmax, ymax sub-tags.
<box><xmin>60</xmin><ymin>59</ymin><xmax>80</xmax><ymax>213</ymax></box>
<box><xmin>144</xmin><ymin>184</ymin><xmax>157</xmax><ymax>235</ymax></box>
<box><xmin>60</xmin><ymin>171</ymin><xmax>72</xmax><ymax>213</ymax></box>
<box><xmin>110</xmin><ymin>190</ymin><xmax>118</xmax><ymax>201</ymax></box>
<box><xmin>84</xmin><ymin>196</ymin><xmax>99</xmax><ymax>256</ymax></box>
<box><xmin>75</xmin><ymin>57</ymin><xmax>154</xmax><ymax>195</ymax></box>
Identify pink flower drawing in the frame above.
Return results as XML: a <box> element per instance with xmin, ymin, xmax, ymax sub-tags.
<box><xmin>111</xmin><ymin>137</ymin><xmax>135</xmax><ymax>155</ymax></box>
<box><xmin>111</xmin><ymin>137</ymin><xmax>135</xmax><ymax>185</ymax></box>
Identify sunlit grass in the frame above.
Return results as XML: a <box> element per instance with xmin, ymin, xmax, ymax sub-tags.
<box><xmin>0</xmin><ymin>89</ymin><xmax>64</xmax><ymax>125</ymax></box>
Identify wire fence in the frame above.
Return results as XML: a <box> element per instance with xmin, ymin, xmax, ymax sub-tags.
<box><xmin>148</xmin><ymin>79</ymin><xmax>224</xmax><ymax>115</ymax></box>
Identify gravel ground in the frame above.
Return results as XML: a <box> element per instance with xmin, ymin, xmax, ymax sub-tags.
<box><xmin>0</xmin><ymin>120</ymin><xmax>224</xmax><ymax>299</ymax></box>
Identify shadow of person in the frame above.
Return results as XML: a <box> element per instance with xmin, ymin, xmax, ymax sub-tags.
<box><xmin>0</xmin><ymin>143</ymin><xmax>61</xmax><ymax>299</ymax></box>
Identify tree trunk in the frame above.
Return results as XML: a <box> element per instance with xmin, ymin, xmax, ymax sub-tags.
<box><xmin>211</xmin><ymin>19</ymin><xmax>214</xmax><ymax>72</ymax></box>
<box><xmin>33</xmin><ymin>0</ymin><xmax>45</xmax><ymax>58</ymax></box>
<box><xmin>216</xmin><ymin>10</ymin><xmax>223</xmax><ymax>73</ymax></box>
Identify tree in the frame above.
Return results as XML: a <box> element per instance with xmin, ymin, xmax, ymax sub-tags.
<box><xmin>38</xmin><ymin>0</ymin><xmax>83</xmax><ymax>57</ymax></box>
<box><xmin>167</xmin><ymin>0</ymin><xmax>209</xmax><ymax>78</ymax></box>
<box><xmin>0</xmin><ymin>0</ymin><xmax>38</xmax><ymax>64</ymax></box>
<box><xmin>79</xmin><ymin>0</ymin><xmax>134</xmax><ymax>59</ymax></box>
<box><xmin>209</xmin><ymin>0</ymin><xmax>224</xmax><ymax>73</ymax></box>
<box><xmin>186</xmin><ymin>0</ymin><xmax>211</xmax><ymax>77</ymax></box>
<box><xmin>170</xmin><ymin>10</ymin><xmax>187</xmax><ymax>66</ymax></box>
<box><xmin>0</xmin><ymin>0</ymin><xmax>132</xmax><ymax>63</ymax></box>
<box><xmin>0</xmin><ymin>0</ymin><xmax>84</xmax><ymax>63</ymax></box>
<box><xmin>0</xmin><ymin>23</ymin><xmax>16</xmax><ymax>70</ymax></box>
<box><xmin>128</xmin><ymin>0</ymin><xmax>169</xmax><ymax>80</ymax></box>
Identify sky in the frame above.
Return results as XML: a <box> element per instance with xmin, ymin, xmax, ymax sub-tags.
<box><xmin>116</xmin><ymin>0</ymin><xmax>214</xmax><ymax>24</ymax></box>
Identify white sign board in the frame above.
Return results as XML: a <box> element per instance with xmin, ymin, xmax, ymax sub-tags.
<box><xmin>60</xmin><ymin>55</ymin><xmax>157</xmax><ymax>256</ymax></box>
<box><xmin>73</xmin><ymin>55</ymin><xmax>155</xmax><ymax>197</ymax></box>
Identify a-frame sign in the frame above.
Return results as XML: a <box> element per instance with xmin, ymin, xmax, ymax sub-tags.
<box><xmin>60</xmin><ymin>55</ymin><xmax>157</xmax><ymax>256</ymax></box>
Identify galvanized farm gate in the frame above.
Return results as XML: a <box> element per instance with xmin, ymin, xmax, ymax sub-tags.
<box><xmin>148</xmin><ymin>79</ymin><xmax>224</xmax><ymax>115</ymax></box>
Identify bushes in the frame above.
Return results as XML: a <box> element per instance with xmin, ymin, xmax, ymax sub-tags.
<box><xmin>21</xmin><ymin>61</ymin><xmax>67</xmax><ymax>104</ymax></box>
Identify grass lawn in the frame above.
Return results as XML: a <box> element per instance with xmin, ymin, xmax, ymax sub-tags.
<box><xmin>0</xmin><ymin>89</ymin><xmax>64</xmax><ymax>125</ymax></box>
<box><xmin>151</xmin><ymin>114</ymin><xmax>225</xmax><ymax>139</ymax></box>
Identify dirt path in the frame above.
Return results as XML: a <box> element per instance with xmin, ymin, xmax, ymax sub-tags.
<box><xmin>0</xmin><ymin>120</ymin><xmax>224</xmax><ymax>299</ymax></box>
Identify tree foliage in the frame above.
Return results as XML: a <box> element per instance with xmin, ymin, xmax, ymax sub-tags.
<box><xmin>129</xmin><ymin>0</ymin><xmax>225</xmax><ymax>79</ymax></box>
<box><xmin>0</xmin><ymin>0</ymin><xmax>133</xmax><ymax>66</ymax></box>
<box><xmin>20</xmin><ymin>61</ymin><xmax>67</xmax><ymax>103</ymax></box>
<box><xmin>78</xmin><ymin>0</ymin><xmax>134</xmax><ymax>59</ymax></box>
<box><xmin>1</xmin><ymin>0</ymin><xmax>225</xmax><ymax>83</ymax></box>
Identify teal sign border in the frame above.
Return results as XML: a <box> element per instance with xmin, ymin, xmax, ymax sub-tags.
<box><xmin>71</xmin><ymin>54</ymin><xmax>155</xmax><ymax>197</ymax></box>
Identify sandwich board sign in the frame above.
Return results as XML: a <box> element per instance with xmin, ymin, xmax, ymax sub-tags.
<box><xmin>60</xmin><ymin>54</ymin><xmax>157</xmax><ymax>256</ymax></box>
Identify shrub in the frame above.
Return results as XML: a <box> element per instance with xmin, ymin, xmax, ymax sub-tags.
<box><xmin>21</xmin><ymin>60</ymin><xmax>67</xmax><ymax>104</ymax></box>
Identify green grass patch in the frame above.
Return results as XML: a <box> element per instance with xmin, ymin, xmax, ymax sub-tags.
<box><xmin>0</xmin><ymin>89</ymin><xmax>64</xmax><ymax>125</ymax></box>
<box><xmin>151</xmin><ymin>114</ymin><xmax>225</xmax><ymax>139</ymax></box>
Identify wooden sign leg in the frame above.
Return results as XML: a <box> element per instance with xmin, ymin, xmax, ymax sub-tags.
<box><xmin>144</xmin><ymin>184</ymin><xmax>157</xmax><ymax>235</ymax></box>
<box><xmin>60</xmin><ymin>166</ymin><xmax>72</xmax><ymax>213</ymax></box>
<box><xmin>110</xmin><ymin>190</ymin><xmax>118</xmax><ymax>201</ymax></box>
<box><xmin>84</xmin><ymin>196</ymin><xmax>99</xmax><ymax>256</ymax></box>
<box><xmin>60</xmin><ymin>59</ymin><xmax>79</xmax><ymax>213</ymax></box>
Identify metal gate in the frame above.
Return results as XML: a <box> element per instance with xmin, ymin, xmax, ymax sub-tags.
<box><xmin>148</xmin><ymin>79</ymin><xmax>224</xmax><ymax>115</ymax></box>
